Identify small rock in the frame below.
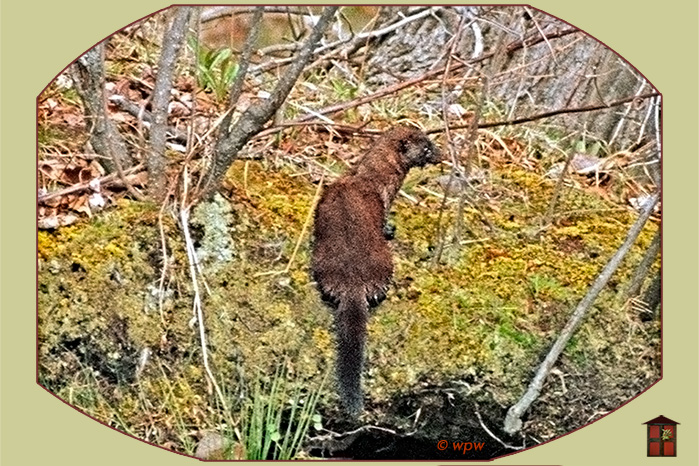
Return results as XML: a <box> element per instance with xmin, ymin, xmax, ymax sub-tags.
<box><xmin>195</xmin><ymin>431</ymin><xmax>235</xmax><ymax>460</ymax></box>
<box><xmin>48</xmin><ymin>260</ymin><xmax>62</xmax><ymax>274</ymax></box>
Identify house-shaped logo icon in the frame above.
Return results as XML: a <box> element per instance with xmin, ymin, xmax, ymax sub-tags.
<box><xmin>644</xmin><ymin>415</ymin><xmax>679</xmax><ymax>457</ymax></box>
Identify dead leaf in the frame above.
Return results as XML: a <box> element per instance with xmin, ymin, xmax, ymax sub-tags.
<box><xmin>168</xmin><ymin>101</ymin><xmax>190</xmax><ymax>117</ymax></box>
<box><xmin>62</xmin><ymin>112</ymin><xmax>83</xmax><ymax>127</ymax></box>
<box><xmin>68</xmin><ymin>194</ymin><xmax>92</xmax><ymax>217</ymax></box>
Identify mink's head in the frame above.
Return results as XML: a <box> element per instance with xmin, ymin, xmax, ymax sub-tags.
<box><xmin>386</xmin><ymin>126</ymin><xmax>443</xmax><ymax>168</ymax></box>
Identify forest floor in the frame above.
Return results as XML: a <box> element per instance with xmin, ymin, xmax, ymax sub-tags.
<box><xmin>37</xmin><ymin>21</ymin><xmax>660</xmax><ymax>460</ymax></box>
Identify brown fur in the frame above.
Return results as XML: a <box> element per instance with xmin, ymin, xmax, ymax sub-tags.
<box><xmin>311</xmin><ymin>126</ymin><xmax>442</xmax><ymax>415</ymax></box>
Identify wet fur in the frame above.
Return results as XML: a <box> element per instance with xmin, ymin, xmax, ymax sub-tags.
<box><xmin>311</xmin><ymin>126</ymin><xmax>441</xmax><ymax>415</ymax></box>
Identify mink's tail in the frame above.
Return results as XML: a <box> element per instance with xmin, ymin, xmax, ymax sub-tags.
<box><xmin>334</xmin><ymin>292</ymin><xmax>369</xmax><ymax>416</ymax></box>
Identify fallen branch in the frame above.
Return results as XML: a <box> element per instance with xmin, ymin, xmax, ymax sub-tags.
<box><xmin>503</xmin><ymin>190</ymin><xmax>660</xmax><ymax>434</ymax></box>
<box><xmin>624</xmin><ymin>228</ymin><xmax>661</xmax><ymax>300</ymax></box>
<box><xmin>38</xmin><ymin>163</ymin><xmax>144</xmax><ymax>204</ymax></box>
<box><xmin>108</xmin><ymin>95</ymin><xmax>190</xmax><ymax>143</ymax></box>
<box><xmin>474</xmin><ymin>405</ymin><xmax>523</xmax><ymax>451</ymax></box>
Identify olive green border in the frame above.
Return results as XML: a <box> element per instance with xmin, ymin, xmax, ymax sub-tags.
<box><xmin>2</xmin><ymin>1</ymin><xmax>696</xmax><ymax>465</ymax></box>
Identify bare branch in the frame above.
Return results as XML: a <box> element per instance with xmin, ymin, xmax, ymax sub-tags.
<box><xmin>289</xmin><ymin>27</ymin><xmax>581</xmax><ymax>126</ymax></box>
<box><xmin>148</xmin><ymin>6</ymin><xmax>192</xmax><ymax>201</ymax></box>
<box><xmin>430</xmin><ymin>92</ymin><xmax>661</xmax><ymax>133</ymax></box>
<box><xmin>203</xmin><ymin>6</ymin><xmax>339</xmax><ymax>196</ymax></box>
<box><xmin>219</xmin><ymin>6</ymin><xmax>264</xmax><ymax>141</ymax></box>
<box><xmin>249</xmin><ymin>6</ymin><xmax>436</xmax><ymax>76</ymax></box>
<box><xmin>503</xmin><ymin>190</ymin><xmax>660</xmax><ymax>434</ymax></box>
<box><xmin>506</xmin><ymin>27</ymin><xmax>579</xmax><ymax>56</ymax></box>
<box><xmin>200</xmin><ymin>6</ymin><xmax>312</xmax><ymax>23</ymax></box>
<box><xmin>625</xmin><ymin>228</ymin><xmax>661</xmax><ymax>300</ymax></box>
<box><xmin>38</xmin><ymin>164</ymin><xmax>145</xmax><ymax>203</ymax></box>
<box><xmin>70</xmin><ymin>42</ymin><xmax>130</xmax><ymax>174</ymax></box>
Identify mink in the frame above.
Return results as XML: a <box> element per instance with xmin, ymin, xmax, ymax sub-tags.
<box><xmin>311</xmin><ymin>126</ymin><xmax>442</xmax><ymax>415</ymax></box>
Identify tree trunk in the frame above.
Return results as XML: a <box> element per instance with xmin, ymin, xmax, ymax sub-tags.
<box><xmin>70</xmin><ymin>42</ymin><xmax>131</xmax><ymax>174</ymax></box>
<box><xmin>148</xmin><ymin>6</ymin><xmax>192</xmax><ymax>202</ymax></box>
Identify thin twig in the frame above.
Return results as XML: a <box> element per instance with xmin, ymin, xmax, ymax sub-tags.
<box><xmin>200</xmin><ymin>6</ymin><xmax>312</xmax><ymax>23</ymax></box>
<box><xmin>506</xmin><ymin>27</ymin><xmax>579</xmax><ymax>56</ymax></box>
<box><xmin>156</xmin><ymin>209</ymin><xmax>170</xmax><ymax>326</ymax></box>
<box><xmin>523</xmin><ymin>7</ymin><xmax>558</xmax><ymax>66</ymax></box>
<box><xmin>179</xmin><ymin>168</ymin><xmax>228</xmax><ymax>412</ymax></box>
<box><xmin>452</xmin><ymin>92</ymin><xmax>660</xmax><ymax>132</ymax></box>
<box><xmin>542</xmin><ymin>146</ymin><xmax>578</xmax><ymax>227</ymax></box>
<box><xmin>254</xmin><ymin>120</ymin><xmax>378</xmax><ymax>140</ymax></box>
<box><xmin>109</xmin><ymin>141</ymin><xmax>146</xmax><ymax>201</ymax></box>
<box><xmin>156</xmin><ymin>179</ymin><xmax>180</xmax><ymax>326</ymax></box>
<box><xmin>309</xmin><ymin>424</ymin><xmax>411</xmax><ymax>443</ymax></box>
<box><xmin>430</xmin><ymin>17</ymin><xmax>468</xmax><ymax>266</ymax></box>
<box><xmin>610</xmin><ymin>79</ymin><xmax>647</xmax><ymax>147</ymax></box>
<box><xmin>220</xmin><ymin>6</ymin><xmax>264</xmax><ymax>141</ymax></box>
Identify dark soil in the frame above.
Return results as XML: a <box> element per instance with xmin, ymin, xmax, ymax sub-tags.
<box><xmin>309</xmin><ymin>388</ymin><xmax>520</xmax><ymax>460</ymax></box>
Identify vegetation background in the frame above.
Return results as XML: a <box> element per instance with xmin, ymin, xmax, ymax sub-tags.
<box><xmin>33</xmin><ymin>1</ymin><xmax>665</xmax><ymax>459</ymax></box>
<box><xmin>1</xmin><ymin>1</ymin><xmax>697</xmax><ymax>466</ymax></box>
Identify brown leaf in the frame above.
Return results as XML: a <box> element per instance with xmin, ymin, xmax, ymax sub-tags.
<box><xmin>484</xmin><ymin>248</ymin><xmax>508</xmax><ymax>261</ymax></box>
<box><xmin>113</xmin><ymin>78</ymin><xmax>133</xmax><ymax>97</ymax></box>
<box><xmin>168</xmin><ymin>101</ymin><xmax>190</xmax><ymax>118</ymax></box>
<box><xmin>67</xmin><ymin>194</ymin><xmax>91</xmax><ymax>218</ymax></box>
<box><xmin>62</xmin><ymin>111</ymin><xmax>83</xmax><ymax>127</ymax></box>
<box><xmin>176</xmin><ymin>75</ymin><xmax>195</xmax><ymax>92</ymax></box>
<box><xmin>90</xmin><ymin>160</ymin><xmax>106</xmax><ymax>177</ymax></box>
